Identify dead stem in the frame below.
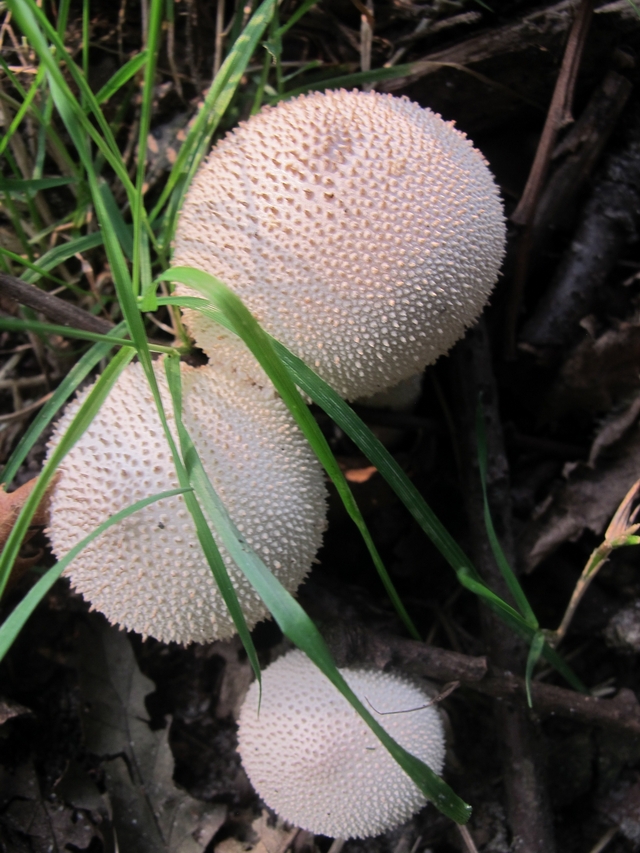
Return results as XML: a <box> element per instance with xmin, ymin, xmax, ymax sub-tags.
<box><xmin>551</xmin><ymin>479</ymin><xmax>640</xmax><ymax>645</ymax></box>
<box><xmin>457</xmin><ymin>824</ymin><xmax>480</xmax><ymax>853</ymax></box>
<box><xmin>505</xmin><ymin>0</ymin><xmax>595</xmax><ymax>358</ymax></box>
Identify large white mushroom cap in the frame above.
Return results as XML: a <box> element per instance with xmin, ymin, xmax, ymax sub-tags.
<box><xmin>46</xmin><ymin>361</ymin><xmax>327</xmax><ymax>644</ymax></box>
<box><xmin>173</xmin><ymin>89</ymin><xmax>505</xmax><ymax>400</ymax></box>
<box><xmin>237</xmin><ymin>649</ymin><xmax>446</xmax><ymax>839</ymax></box>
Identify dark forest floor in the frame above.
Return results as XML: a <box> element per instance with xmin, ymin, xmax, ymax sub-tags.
<box><xmin>4</xmin><ymin>1</ymin><xmax>640</xmax><ymax>852</ymax></box>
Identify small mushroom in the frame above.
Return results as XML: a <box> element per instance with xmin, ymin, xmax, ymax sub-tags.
<box><xmin>46</xmin><ymin>360</ymin><xmax>327</xmax><ymax>644</ymax></box>
<box><xmin>173</xmin><ymin>89</ymin><xmax>505</xmax><ymax>400</ymax></box>
<box><xmin>237</xmin><ymin>649</ymin><xmax>446</xmax><ymax>839</ymax></box>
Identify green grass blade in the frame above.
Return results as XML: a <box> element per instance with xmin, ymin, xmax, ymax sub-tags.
<box><xmin>20</xmin><ymin>233</ymin><xmax>104</xmax><ymax>284</ymax></box>
<box><xmin>269</xmin><ymin>63</ymin><xmax>415</xmax><ymax>101</ymax></box>
<box><xmin>94</xmin><ymin>51</ymin><xmax>148</xmax><ymax>104</ymax></box>
<box><xmin>0</xmin><ymin>250</ymin><xmax>69</xmax><ymax>288</ymax></box>
<box><xmin>150</xmin><ymin>0</ymin><xmax>278</xmax><ymax>240</ymax></box>
<box><xmin>132</xmin><ymin>0</ymin><xmax>164</xmax><ymax>297</ymax></box>
<box><xmin>272</xmin><ymin>0</ymin><xmax>320</xmax><ymax>38</ymax></box>
<box><xmin>476</xmin><ymin>402</ymin><xmax>538</xmax><ymax>628</ymax></box>
<box><xmin>0</xmin><ymin>177</ymin><xmax>77</xmax><ymax>193</ymax></box>
<box><xmin>162</xmin><ymin>356</ymin><xmax>262</xmax><ymax>684</ymax></box>
<box><xmin>0</xmin><ymin>317</ymin><xmax>178</xmax><ymax>353</ymax></box>
<box><xmin>97</xmin><ymin>179</ymin><xmax>134</xmax><ymax>260</ymax></box>
<box><xmin>157</xmin><ymin>292</ymin><xmax>586</xmax><ymax>691</ymax></box>
<box><xmin>8</xmin><ymin>0</ymin><xmax>139</xmax><ymax>208</ymax></box>
<box><xmin>0</xmin><ymin>487</ymin><xmax>190</xmax><ymax>662</ymax></box>
<box><xmin>158</xmin><ymin>269</ymin><xmax>420</xmax><ymax>641</ymax></box>
<box><xmin>0</xmin><ymin>323</ymin><xmax>128</xmax><ymax>485</ymax></box>
<box><xmin>163</xmin><ymin>355</ymin><xmax>470</xmax><ymax>824</ymax></box>
<box><xmin>0</xmin><ymin>57</ymin><xmax>78</xmax><ymax>179</ymax></box>
<box><xmin>0</xmin><ymin>348</ymin><xmax>134</xmax><ymax>600</ymax></box>
<box><xmin>525</xmin><ymin>631</ymin><xmax>546</xmax><ymax>708</ymax></box>
<box><xmin>0</xmin><ymin>65</ymin><xmax>46</xmax><ymax>159</ymax></box>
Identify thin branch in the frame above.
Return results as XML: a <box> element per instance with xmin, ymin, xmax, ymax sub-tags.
<box><xmin>505</xmin><ymin>0</ymin><xmax>595</xmax><ymax>358</ymax></box>
<box><xmin>0</xmin><ymin>273</ymin><xmax>114</xmax><ymax>335</ymax></box>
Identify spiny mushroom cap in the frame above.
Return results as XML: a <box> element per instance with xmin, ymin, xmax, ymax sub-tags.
<box><xmin>173</xmin><ymin>89</ymin><xmax>506</xmax><ymax>400</ymax></box>
<box><xmin>237</xmin><ymin>649</ymin><xmax>446</xmax><ymax>839</ymax></box>
<box><xmin>46</xmin><ymin>361</ymin><xmax>327</xmax><ymax>645</ymax></box>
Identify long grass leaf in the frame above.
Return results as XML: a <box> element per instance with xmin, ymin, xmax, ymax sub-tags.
<box><xmin>270</xmin><ymin>63</ymin><xmax>414</xmax><ymax>101</ymax></box>
<box><xmin>132</xmin><ymin>0</ymin><xmax>164</xmax><ymax>296</ymax></box>
<box><xmin>159</xmin><ymin>269</ymin><xmax>420</xmax><ymax>641</ymax></box>
<box><xmin>162</xmin><ymin>357</ymin><xmax>263</xmax><ymax>683</ymax></box>
<box><xmin>0</xmin><ymin>488</ymin><xmax>190</xmax><ymax>662</ymax></box>
<box><xmin>157</xmin><ymin>292</ymin><xmax>586</xmax><ymax>691</ymax></box>
<box><xmin>525</xmin><ymin>631</ymin><xmax>546</xmax><ymax>708</ymax></box>
<box><xmin>273</xmin><ymin>0</ymin><xmax>320</xmax><ymax>38</ymax></box>
<box><xmin>0</xmin><ymin>177</ymin><xmax>77</xmax><ymax>193</ymax></box>
<box><xmin>0</xmin><ymin>64</ymin><xmax>46</xmax><ymax>160</ymax></box>
<box><xmin>0</xmin><ymin>250</ymin><xmax>68</xmax><ymax>288</ymax></box>
<box><xmin>163</xmin><ymin>355</ymin><xmax>470</xmax><ymax>824</ymax></box>
<box><xmin>0</xmin><ymin>316</ymin><xmax>179</xmax><ymax>353</ymax></box>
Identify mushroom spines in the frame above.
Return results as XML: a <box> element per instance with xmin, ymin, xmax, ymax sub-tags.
<box><xmin>174</xmin><ymin>89</ymin><xmax>505</xmax><ymax>400</ymax></box>
<box><xmin>237</xmin><ymin>649</ymin><xmax>446</xmax><ymax>839</ymax></box>
<box><xmin>47</xmin><ymin>361</ymin><xmax>327</xmax><ymax>644</ymax></box>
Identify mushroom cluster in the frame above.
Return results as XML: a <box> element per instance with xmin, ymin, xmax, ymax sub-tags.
<box><xmin>45</xmin><ymin>88</ymin><xmax>505</xmax><ymax>645</ymax></box>
<box><xmin>238</xmin><ymin>650</ymin><xmax>446</xmax><ymax>839</ymax></box>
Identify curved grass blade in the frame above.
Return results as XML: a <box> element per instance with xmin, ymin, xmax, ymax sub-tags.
<box><xmin>95</xmin><ymin>51</ymin><xmax>148</xmax><ymax>104</ymax></box>
<box><xmin>0</xmin><ymin>347</ymin><xmax>135</xmax><ymax>600</ymax></box>
<box><xmin>162</xmin><ymin>356</ymin><xmax>262</xmax><ymax>686</ymax></box>
<box><xmin>0</xmin><ymin>250</ymin><xmax>69</xmax><ymax>288</ymax></box>
<box><xmin>132</xmin><ymin>0</ymin><xmax>164</xmax><ymax>296</ymax></box>
<box><xmin>20</xmin><ymin>233</ymin><xmax>104</xmax><ymax>284</ymax></box>
<box><xmin>0</xmin><ymin>65</ymin><xmax>46</xmax><ymax>160</ymax></box>
<box><xmin>476</xmin><ymin>401</ymin><xmax>538</xmax><ymax>629</ymax></box>
<box><xmin>157</xmin><ymin>292</ymin><xmax>586</xmax><ymax>691</ymax></box>
<box><xmin>0</xmin><ymin>487</ymin><xmax>190</xmax><ymax>662</ymax></box>
<box><xmin>158</xmin><ymin>269</ymin><xmax>421</xmax><ymax>642</ymax></box>
<box><xmin>0</xmin><ymin>316</ymin><xmax>178</xmax><ymax>353</ymax></box>
<box><xmin>525</xmin><ymin>631</ymin><xmax>546</xmax><ymax>708</ymax></box>
<box><xmin>270</xmin><ymin>63</ymin><xmax>414</xmax><ymax>102</ymax></box>
<box><xmin>163</xmin><ymin>355</ymin><xmax>471</xmax><ymax>825</ymax></box>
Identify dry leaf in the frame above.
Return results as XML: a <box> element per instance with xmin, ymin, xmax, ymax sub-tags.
<box><xmin>519</xmin><ymin>424</ymin><xmax>640</xmax><ymax>572</ymax></box>
<box><xmin>545</xmin><ymin>322</ymin><xmax>640</xmax><ymax>418</ymax></box>
<box><xmin>598</xmin><ymin>779</ymin><xmax>640</xmax><ymax>843</ymax></box>
<box><xmin>0</xmin><ymin>697</ymin><xmax>32</xmax><ymax>726</ymax></box>
<box><xmin>216</xmin><ymin>811</ymin><xmax>299</xmax><ymax>853</ymax></box>
<box><xmin>76</xmin><ymin>615</ymin><xmax>227</xmax><ymax>853</ymax></box>
<box><xmin>0</xmin><ymin>476</ymin><xmax>55</xmax><ymax>589</ymax></box>
<box><xmin>0</xmin><ymin>760</ymin><xmax>100</xmax><ymax>852</ymax></box>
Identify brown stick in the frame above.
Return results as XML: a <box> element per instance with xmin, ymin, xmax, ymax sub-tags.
<box><xmin>505</xmin><ymin>0</ymin><xmax>595</xmax><ymax>359</ymax></box>
<box><xmin>511</xmin><ymin>0</ymin><xmax>595</xmax><ymax>227</ymax></box>
<box><xmin>0</xmin><ymin>273</ymin><xmax>114</xmax><ymax>336</ymax></box>
<box><xmin>302</xmin><ymin>586</ymin><xmax>640</xmax><ymax>738</ymax></box>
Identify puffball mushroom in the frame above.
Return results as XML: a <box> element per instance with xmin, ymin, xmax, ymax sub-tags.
<box><xmin>46</xmin><ymin>360</ymin><xmax>326</xmax><ymax>644</ymax></box>
<box><xmin>173</xmin><ymin>89</ymin><xmax>506</xmax><ymax>400</ymax></box>
<box><xmin>237</xmin><ymin>649</ymin><xmax>446</xmax><ymax>839</ymax></box>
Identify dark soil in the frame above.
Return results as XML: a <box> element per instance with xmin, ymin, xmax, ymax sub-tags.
<box><xmin>3</xmin><ymin>1</ymin><xmax>640</xmax><ymax>852</ymax></box>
